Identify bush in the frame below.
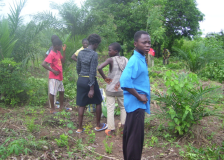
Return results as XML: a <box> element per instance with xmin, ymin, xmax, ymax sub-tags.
<box><xmin>63</xmin><ymin>64</ymin><xmax>78</xmax><ymax>99</ymax></box>
<box><xmin>154</xmin><ymin>70</ymin><xmax>219</xmax><ymax>135</ymax></box>
<box><xmin>0</xmin><ymin>58</ymin><xmax>28</xmax><ymax>105</ymax></box>
<box><xmin>200</xmin><ymin>61</ymin><xmax>224</xmax><ymax>83</ymax></box>
<box><xmin>173</xmin><ymin>43</ymin><xmax>224</xmax><ymax>73</ymax></box>
<box><xmin>27</xmin><ymin>76</ymin><xmax>48</xmax><ymax>106</ymax></box>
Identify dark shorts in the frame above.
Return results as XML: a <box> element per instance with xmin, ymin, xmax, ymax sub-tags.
<box><xmin>76</xmin><ymin>77</ymin><xmax>102</xmax><ymax>106</ymax></box>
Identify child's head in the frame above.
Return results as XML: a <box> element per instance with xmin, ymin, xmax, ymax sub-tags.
<box><xmin>134</xmin><ymin>31</ymin><xmax>151</xmax><ymax>55</ymax></box>
<box><xmin>108</xmin><ymin>42</ymin><xmax>121</xmax><ymax>57</ymax></box>
<box><xmin>87</xmin><ymin>34</ymin><xmax>101</xmax><ymax>51</ymax></box>
<box><xmin>51</xmin><ymin>35</ymin><xmax>59</xmax><ymax>43</ymax></box>
<box><xmin>82</xmin><ymin>39</ymin><xmax>89</xmax><ymax>48</ymax></box>
<box><xmin>52</xmin><ymin>38</ymin><xmax>62</xmax><ymax>51</ymax></box>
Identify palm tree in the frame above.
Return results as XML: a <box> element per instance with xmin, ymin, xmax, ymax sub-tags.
<box><xmin>173</xmin><ymin>43</ymin><xmax>224</xmax><ymax>72</ymax></box>
<box><xmin>0</xmin><ymin>19</ymin><xmax>17</xmax><ymax>60</ymax></box>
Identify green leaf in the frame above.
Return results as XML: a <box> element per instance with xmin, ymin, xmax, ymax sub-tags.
<box><xmin>168</xmin><ymin>122</ymin><xmax>175</xmax><ymax>128</ymax></box>
<box><xmin>182</xmin><ymin>110</ymin><xmax>189</xmax><ymax>121</ymax></box>
<box><xmin>174</xmin><ymin>118</ymin><xmax>180</xmax><ymax>125</ymax></box>
<box><xmin>67</xmin><ymin>123</ymin><xmax>72</xmax><ymax>128</ymax></box>
<box><xmin>175</xmin><ymin>126</ymin><xmax>183</xmax><ymax>135</ymax></box>
<box><xmin>68</xmin><ymin>130</ymin><xmax>73</xmax><ymax>134</ymax></box>
<box><xmin>165</xmin><ymin>81</ymin><xmax>170</xmax><ymax>86</ymax></box>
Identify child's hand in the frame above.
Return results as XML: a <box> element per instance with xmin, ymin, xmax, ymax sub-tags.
<box><xmin>63</xmin><ymin>44</ymin><xmax>67</xmax><ymax>52</ymax></box>
<box><xmin>88</xmin><ymin>89</ymin><xmax>94</xmax><ymax>98</ymax></box>
<box><xmin>137</xmin><ymin>94</ymin><xmax>148</xmax><ymax>104</ymax></box>
<box><xmin>114</xmin><ymin>82</ymin><xmax>120</xmax><ymax>91</ymax></box>
<box><xmin>104</xmin><ymin>77</ymin><xmax>112</xmax><ymax>84</ymax></box>
<box><xmin>52</xmin><ymin>70</ymin><xmax>59</xmax><ymax>76</ymax></box>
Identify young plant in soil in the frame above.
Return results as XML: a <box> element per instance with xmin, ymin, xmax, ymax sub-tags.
<box><xmin>103</xmin><ymin>137</ymin><xmax>113</xmax><ymax>154</ymax></box>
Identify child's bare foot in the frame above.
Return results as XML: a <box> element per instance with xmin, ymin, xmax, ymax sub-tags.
<box><xmin>105</xmin><ymin>129</ymin><xmax>115</xmax><ymax>137</ymax></box>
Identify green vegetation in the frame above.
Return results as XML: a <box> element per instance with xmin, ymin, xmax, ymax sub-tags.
<box><xmin>55</xmin><ymin>134</ymin><xmax>69</xmax><ymax>148</ymax></box>
<box><xmin>103</xmin><ymin>137</ymin><xmax>113</xmax><ymax>154</ymax></box>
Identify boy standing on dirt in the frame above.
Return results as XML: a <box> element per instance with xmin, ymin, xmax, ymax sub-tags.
<box><xmin>120</xmin><ymin>31</ymin><xmax>150</xmax><ymax>160</ymax></box>
<box><xmin>98</xmin><ymin>42</ymin><xmax>128</xmax><ymax>136</ymax></box>
<box><xmin>45</xmin><ymin>35</ymin><xmax>59</xmax><ymax>108</ymax></box>
<box><xmin>42</xmin><ymin>38</ymin><xmax>67</xmax><ymax>114</ymax></box>
<box><xmin>71</xmin><ymin>39</ymin><xmax>89</xmax><ymax>62</ymax></box>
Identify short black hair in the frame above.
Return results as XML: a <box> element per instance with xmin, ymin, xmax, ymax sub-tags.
<box><xmin>52</xmin><ymin>38</ymin><xmax>62</xmax><ymax>46</ymax></box>
<box><xmin>134</xmin><ymin>31</ymin><xmax>149</xmax><ymax>42</ymax></box>
<box><xmin>109</xmin><ymin>42</ymin><xmax>122</xmax><ymax>52</ymax></box>
<box><xmin>51</xmin><ymin>35</ymin><xmax>59</xmax><ymax>43</ymax></box>
<box><xmin>87</xmin><ymin>34</ymin><xmax>101</xmax><ymax>45</ymax></box>
<box><xmin>82</xmin><ymin>39</ymin><xmax>88</xmax><ymax>43</ymax></box>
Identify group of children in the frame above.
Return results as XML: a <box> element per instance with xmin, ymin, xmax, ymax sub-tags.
<box><xmin>42</xmin><ymin>31</ymin><xmax>151</xmax><ymax>160</ymax></box>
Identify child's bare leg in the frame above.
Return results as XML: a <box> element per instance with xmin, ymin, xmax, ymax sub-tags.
<box><xmin>49</xmin><ymin>94</ymin><xmax>55</xmax><ymax>113</ymax></box>
<box><xmin>96</xmin><ymin>104</ymin><xmax>104</xmax><ymax>128</ymax></box>
<box><xmin>59</xmin><ymin>91</ymin><xmax>64</xmax><ymax>111</ymax></box>
<box><xmin>78</xmin><ymin>107</ymin><xmax>85</xmax><ymax>130</ymax></box>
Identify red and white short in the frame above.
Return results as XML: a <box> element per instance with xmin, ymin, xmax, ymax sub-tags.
<box><xmin>49</xmin><ymin>79</ymin><xmax>64</xmax><ymax>95</ymax></box>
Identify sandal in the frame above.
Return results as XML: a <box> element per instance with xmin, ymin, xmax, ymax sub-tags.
<box><xmin>105</xmin><ymin>129</ymin><xmax>114</xmax><ymax>137</ymax></box>
<box><xmin>94</xmin><ymin>123</ymin><xmax>108</xmax><ymax>131</ymax></box>
<box><xmin>76</xmin><ymin>128</ymin><xmax>85</xmax><ymax>133</ymax></box>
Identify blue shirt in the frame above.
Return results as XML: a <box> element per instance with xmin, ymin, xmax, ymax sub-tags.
<box><xmin>120</xmin><ymin>50</ymin><xmax>150</xmax><ymax>114</ymax></box>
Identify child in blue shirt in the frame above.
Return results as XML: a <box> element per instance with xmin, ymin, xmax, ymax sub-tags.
<box><xmin>120</xmin><ymin>30</ymin><xmax>151</xmax><ymax>160</ymax></box>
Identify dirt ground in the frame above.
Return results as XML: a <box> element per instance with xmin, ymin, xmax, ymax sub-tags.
<box><xmin>0</xmin><ymin>97</ymin><xmax>223</xmax><ymax>160</ymax></box>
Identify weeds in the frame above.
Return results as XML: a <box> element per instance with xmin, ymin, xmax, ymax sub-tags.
<box><xmin>0</xmin><ymin>138</ymin><xmax>31</xmax><ymax>159</ymax></box>
<box><xmin>25</xmin><ymin>117</ymin><xmax>40</xmax><ymax>132</ymax></box>
<box><xmin>103</xmin><ymin>137</ymin><xmax>113</xmax><ymax>154</ymax></box>
<box><xmin>55</xmin><ymin>134</ymin><xmax>69</xmax><ymax>149</ymax></box>
<box><xmin>154</xmin><ymin>70</ymin><xmax>220</xmax><ymax>135</ymax></box>
<box><xmin>87</xmin><ymin>130</ymin><xmax>96</xmax><ymax>143</ymax></box>
<box><xmin>180</xmin><ymin>142</ymin><xmax>224</xmax><ymax>160</ymax></box>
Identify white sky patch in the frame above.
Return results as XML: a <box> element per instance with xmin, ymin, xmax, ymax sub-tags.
<box><xmin>196</xmin><ymin>0</ymin><xmax>224</xmax><ymax>36</ymax></box>
<box><xmin>1</xmin><ymin>0</ymin><xmax>224</xmax><ymax>36</ymax></box>
<box><xmin>1</xmin><ymin>0</ymin><xmax>84</xmax><ymax>22</ymax></box>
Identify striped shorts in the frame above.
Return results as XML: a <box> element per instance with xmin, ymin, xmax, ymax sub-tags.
<box><xmin>49</xmin><ymin>79</ymin><xmax>64</xmax><ymax>95</ymax></box>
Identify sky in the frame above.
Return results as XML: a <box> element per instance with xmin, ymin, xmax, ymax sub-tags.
<box><xmin>1</xmin><ymin>0</ymin><xmax>224</xmax><ymax>36</ymax></box>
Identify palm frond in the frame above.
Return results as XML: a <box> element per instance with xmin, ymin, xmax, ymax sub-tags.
<box><xmin>0</xmin><ymin>20</ymin><xmax>17</xmax><ymax>60</ymax></box>
<box><xmin>8</xmin><ymin>0</ymin><xmax>27</xmax><ymax>35</ymax></box>
<box><xmin>173</xmin><ymin>43</ymin><xmax>224</xmax><ymax>72</ymax></box>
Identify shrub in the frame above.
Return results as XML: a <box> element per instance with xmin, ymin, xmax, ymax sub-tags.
<box><xmin>0</xmin><ymin>58</ymin><xmax>28</xmax><ymax>105</ymax></box>
<box><xmin>200</xmin><ymin>61</ymin><xmax>224</xmax><ymax>83</ymax></box>
<box><xmin>55</xmin><ymin>134</ymin><xmax>69</xmax><ymax>148</ymax></box>
<box><xmin>0</xmin><ymin>138</ymin><xmax>31</xmax><ymax>159</ymax></box>
<box><xmin>173</xmin><ymin>43</ymin><xmax>224</xmax><ymax>73</ymax></box>
<box><xmin>27</xmin><ymin>76</ymin><xmax>48</xmax><ymax>106</ymax></box>
<box><xmin>63</xmin><ymin>64</ymin><xmax>78</xmax><ymax>99</ymax></box>
<box><xmin>154</xmin><ymin>70</ymin><xmax>219</xmax><ymax>135</ymax></box>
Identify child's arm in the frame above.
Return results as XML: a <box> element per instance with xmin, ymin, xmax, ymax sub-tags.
<box><xmin>125</xmin><ymin>88</ymin><xmax>148</xmax><ymax>104</ymax></box>
<box><xmin>42</xmin><ymin>61</ymin><xmax>59</xmax><ymax>75</ymax></box>
<box><xmin>71</xmin><ymin>54</ymin><xmax>77</xmax><ymax>61</ymax></box>
<box><xmin>61</xmin><ymin>44</ymin><xmax>66</xmax><ymax>63</ymax></box>
<box><xmin>98</xmin><ymin>58</ymin><xmax>113</xmax><ymax>84</ymax></box>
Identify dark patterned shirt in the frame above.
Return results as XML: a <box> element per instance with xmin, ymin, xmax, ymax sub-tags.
<box><xmin>77</xmin><ymin>48</ymin><xmax>98</xmax><ymax>86</ymax></box>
